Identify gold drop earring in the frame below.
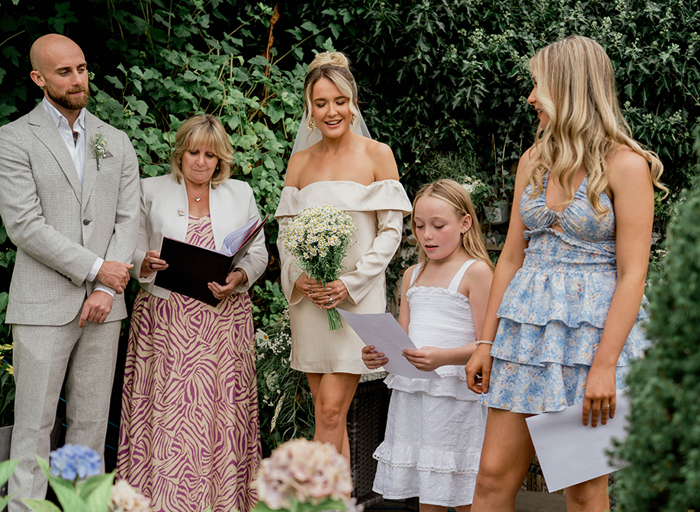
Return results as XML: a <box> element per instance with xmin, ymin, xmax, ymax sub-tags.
<box><xmin>307</xmin><ymin>117</ymin><xmax>317</xmax><ymax>130</ymax></box>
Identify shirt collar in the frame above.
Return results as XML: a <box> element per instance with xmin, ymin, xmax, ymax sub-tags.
<box><xmin>41</xmin><ymin>96</ymin><xmax>86</xmax><ymax>132</ymax></box>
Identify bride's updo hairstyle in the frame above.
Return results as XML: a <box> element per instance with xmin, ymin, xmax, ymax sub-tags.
<box><xmin>527</xmin><ymin>35</ymin><xmax>665</xmax><ymax>216</ymax></box>
<box><xmin>303</xmin><ymin>52</ymin><xmax>359</xmax><ymax>121</ymax></box>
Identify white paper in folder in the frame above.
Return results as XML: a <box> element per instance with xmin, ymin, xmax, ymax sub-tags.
<box><xmin>338</xmin><ymin>310</ymin><xmax>439</xmax><ymax>380</ymax></box>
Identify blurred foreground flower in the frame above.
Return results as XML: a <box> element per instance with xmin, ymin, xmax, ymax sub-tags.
<box><xmin>110</xmin><ymin>480</ymin><xmax>152</xmax><ymax>512</ymax></box>
<box><xmin>252</xmin><ymin>438</ymin><xmax>360</xmax><ymax>512</ymax></box>
<box><xmin>18</xmin><ymin>444</ymin><xmax>153</xmax><ymax>512</ymax></box>
<box><xmin>49</xmin><ymin>443</ymin><xmax>102</xmax><ymax>480</ymax></box>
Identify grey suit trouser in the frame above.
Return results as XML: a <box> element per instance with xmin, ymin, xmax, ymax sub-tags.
<box><xmin>8</xmin><ymin>313</ymin><xmax>120</xmax><ymax>512</ymax></box>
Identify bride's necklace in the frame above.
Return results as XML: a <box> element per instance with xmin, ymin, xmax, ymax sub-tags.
<box><xmin>186</xmin><ymin>183</ymin><xmax>209</xmax><ymax>202</ymax></box>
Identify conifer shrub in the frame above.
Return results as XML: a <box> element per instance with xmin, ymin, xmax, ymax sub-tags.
<box><xmin>612</xmin><ymin>129</ymin><xmax>700</xmax><ymax>511</ymax></box>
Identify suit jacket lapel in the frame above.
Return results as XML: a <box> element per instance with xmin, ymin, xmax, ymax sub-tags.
<box><xmin>82</xmin><ymin>112</ymin><xmax>102</xmax><ymax>209</ymax></box>
<box><xmin>28</xmin><ymin>106</ymin><xmax>82</xmax><ymax>202</ymax></box>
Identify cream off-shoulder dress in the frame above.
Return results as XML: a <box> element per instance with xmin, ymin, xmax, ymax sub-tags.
<box><xmin>275</xmin><ymin>180</ymin><xmax>412</xmax><ymax>374</ymax></box>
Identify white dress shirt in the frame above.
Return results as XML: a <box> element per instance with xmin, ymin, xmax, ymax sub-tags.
<box><xmin>41</xmin><ymin>98</ymin><xmax>112</xmax><ymax>296</ymax></box>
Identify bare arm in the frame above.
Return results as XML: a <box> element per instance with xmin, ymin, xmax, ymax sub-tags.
<box><xmin>582</xmin><ymin>149</ymin><xmax>654</xmax><ymax>427</ymax></box>
<box><xmin>466</xmin><ymin>148</ymin><xmax>534</xmax><ymax>393</ymax></box>
<box><xmin>372</xmin><ymin>142</ymin><xmax>400</xmax><ymax>182</ymax></box>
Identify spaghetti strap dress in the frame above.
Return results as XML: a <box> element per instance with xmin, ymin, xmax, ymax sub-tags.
<box><xmin>481</xmin><ymin>175</ymin><xmax>650</xmax><ymax>413</ymax></box>
<box><xmin>373</xmin><ymin>260</ymin><xmax>488</xmax><ymax>507</ymax></box>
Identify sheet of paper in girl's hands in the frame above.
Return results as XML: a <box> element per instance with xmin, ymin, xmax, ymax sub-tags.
<box><xmin>337</xmin><ymin>310</ymin><xmax>439</xmax><ymax>380</ymax></box>
<box><xmin>526</xmin><ymin>392</ymin><xmax>630</xmax><ymax>492</ymax></box>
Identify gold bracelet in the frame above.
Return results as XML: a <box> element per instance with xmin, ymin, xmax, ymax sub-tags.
<box><xmin>475</xmin><ymin>340</ymin><xmax>494</xmax><ymax>347</ymax></box>
<box><xmin>232</xmin><ymin>268</ymin><xmax>247</xmax><ymax>283</ymax></box>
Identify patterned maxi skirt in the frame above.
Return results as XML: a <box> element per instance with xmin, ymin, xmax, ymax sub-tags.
<box><xmin>117</xmin><ymin>215</ymin><xmax>261</xmax><ymax>512</ymax></box>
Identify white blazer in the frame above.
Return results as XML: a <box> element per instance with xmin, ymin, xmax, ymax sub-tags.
<box><xmin>132</xmin><ymin>174</ymin><xmax>268</xmax><ymax>300</ymax></box>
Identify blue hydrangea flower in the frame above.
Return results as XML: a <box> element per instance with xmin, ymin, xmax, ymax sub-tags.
<box><xmin>49</xmin><ymin>444</ymin><xmax>102</xmax><ymax>481</ymax></box>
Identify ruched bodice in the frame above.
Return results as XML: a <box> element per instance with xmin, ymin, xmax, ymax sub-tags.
<box><xmin>520</xmin><ymin>175</ymin><xmax>615</xmax><ymax>244</ymax></box>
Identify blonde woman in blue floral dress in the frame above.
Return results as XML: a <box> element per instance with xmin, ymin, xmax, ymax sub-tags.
<box><xmin>466</xmin><ymin>36</ymin><xmax>665</xmax><ymax>512</ymax></box>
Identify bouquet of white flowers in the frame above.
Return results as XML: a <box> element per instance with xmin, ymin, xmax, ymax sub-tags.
<box><xmin>281</xmin><ymin>205</ymin><xmax>355</xmax><ymax>331</ymax></box>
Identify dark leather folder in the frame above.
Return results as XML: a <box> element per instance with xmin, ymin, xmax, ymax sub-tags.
<box><xmin>154</xmin><ymin>214</ymin><xmax>268</xmax><ymax>307</ymax></box>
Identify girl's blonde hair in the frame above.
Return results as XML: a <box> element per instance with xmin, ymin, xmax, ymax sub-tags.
<box><xmin>528</xmin><ymin>35</ymin><xmax>665</xmax><ymax>214</ymax></box>
<box><xmin>410</xmin><ymin>179</ymin><xmax>494</xmax><ymax>286</ymax></box>
<box><xmin>170</xmin><ymin>114</ymin><xmax>233</xmax><ymax>187</ymax></box>
<box><xmin>303</xmin><ymin>52</ymin><xmax>359</xmax><ymax>120</ymax></box>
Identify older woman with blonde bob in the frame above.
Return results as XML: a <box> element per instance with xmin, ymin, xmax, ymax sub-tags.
<box><xmin>275</xmin><ymin>52</ymin><xmax>412</xmax><ymax>458</ymax></box>
<box><xmin>465</xmin><ymin>36</ymin><xmax>665</xmax><ymax>511</ymax></box>
<box><xmin>117</xmin><ymin>114</ymin><xmax>267</xmax><ymax>512</ymax></box>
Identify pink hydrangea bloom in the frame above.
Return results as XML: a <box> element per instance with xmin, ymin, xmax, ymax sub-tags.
<box><xmin>109</xmin><ymin>480</ymin><xmax>152</xmax><ymax>512</ymax></box>
<box><xmin>253</xmin><ymin>439</ymin><xmax>354</xmax><ymax>509</ymax></box>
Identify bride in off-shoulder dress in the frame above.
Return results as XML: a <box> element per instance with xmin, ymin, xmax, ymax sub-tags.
<box><xmin>275</xmin><ymin>51</ymin><xmax>411</xmax><ymax>458</ymax></box>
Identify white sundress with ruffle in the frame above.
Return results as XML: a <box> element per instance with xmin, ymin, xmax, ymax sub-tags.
<box><xmin>481</xmin><ymin>174</ymin><xmax>650</xmax><ymax>414</ymax></box>
<box><xmin>372</xmin><ymin>260</ymin><xmax>488</xmax><ymax>507</ymax></box>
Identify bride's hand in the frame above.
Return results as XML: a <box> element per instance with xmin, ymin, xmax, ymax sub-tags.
<box><xmin>307</xmin><ymin>279</ymin><xmax>349</xmax><ymax>309</ymax></box>
<box><xmin>294</xmin><ymin>274</ymin><xmax>322</xmax><ymax>308</ymax></box>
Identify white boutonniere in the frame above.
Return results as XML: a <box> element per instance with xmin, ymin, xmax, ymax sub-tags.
<box><xmin>90</xmin><ymin>132</ymin><xmax>107</xmax><ymax>170</ymax></box>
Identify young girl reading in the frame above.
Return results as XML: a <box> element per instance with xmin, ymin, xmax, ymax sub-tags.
<box><xmin>362</xmin><ymin>179</ymin><xmax>493</xmax><ymax>511</ymax></box>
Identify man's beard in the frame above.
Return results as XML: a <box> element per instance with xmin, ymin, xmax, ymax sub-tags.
<box><xmin>46</xmin><ymin>83</ymin><xmax>89</xmax><ymax>111</ymax></box>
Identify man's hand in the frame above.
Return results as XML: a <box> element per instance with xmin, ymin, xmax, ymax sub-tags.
<box><xmin>79</xmin><ymin>291</ymin><xmax>113</xmax><ymax>328</ymax></box>
<box><xmin>96</xmin><ymin>261</ymin><xmax>133</xmax><ymax>293</ymax></box>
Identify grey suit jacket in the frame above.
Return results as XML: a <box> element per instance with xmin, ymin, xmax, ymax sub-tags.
<box><xmin>0</xmin><ymin>104</ymin><xmax>140</xmax><ymax>326</ymax></box>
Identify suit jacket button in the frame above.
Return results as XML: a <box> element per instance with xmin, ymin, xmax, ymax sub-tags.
<box><xmin>83</xmin><ymin>219</ymin><xmax>91</xmax><ymax>225</ymax></box>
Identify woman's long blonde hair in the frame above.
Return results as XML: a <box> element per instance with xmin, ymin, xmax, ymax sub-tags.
<box><xmin>410</xmin><ymin>179</ymin><xmax>494</xmax><ymax>287</ymax></box>
<box><xmin>528</xmin><ymin>35</ymin><xmax>665</xmax><ymax>214</ymax></box>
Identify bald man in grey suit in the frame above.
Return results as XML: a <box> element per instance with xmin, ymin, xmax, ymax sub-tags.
<box><xmin>0</xmin><ymin>34</ymin><xmax>139</xmax><ymax>510</ymax></box>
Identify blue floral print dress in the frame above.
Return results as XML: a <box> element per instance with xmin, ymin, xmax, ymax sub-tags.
<box><xmin>481</xmin><ymin>174</ymin><xmax>650</xmax><ymax>414</ymax></box>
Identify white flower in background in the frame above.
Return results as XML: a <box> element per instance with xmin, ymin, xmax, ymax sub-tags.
<box><xmin>462</xmin><ymin>175</ymin><xmax>484</xmax><ymax>195</ymax></box>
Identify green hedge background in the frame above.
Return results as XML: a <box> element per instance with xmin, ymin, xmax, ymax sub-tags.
<box><xmin>0</xmin><ymin>0</ymin><xmax>699</xmax><ymax>505</ymax></box>
<box><xmin>1</xmin><ymin>0</ymin><xmax>698</xmax><ymax>326</ymax></box>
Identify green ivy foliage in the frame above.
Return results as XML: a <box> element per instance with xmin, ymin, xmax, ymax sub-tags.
<box><xmin>294</xmin><ymin>0</ymin><xmax>699</xmax><ymax>212</ymax></box>
<box><xmin>0</xmin><ymin>0</ymin><xmax>326</xmax><ymax>329</ymax></box>
<box><xmin>612</xmin><ymin>127</ymin><xmax>700</xmax><ymax>511</ymax></box>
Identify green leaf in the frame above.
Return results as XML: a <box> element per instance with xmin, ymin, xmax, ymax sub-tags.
<box><xmin>78</xmin><ymin>472</ymin><xmax>115</xmax><ymax>512</ymax></box>
<box><xmin>0</xmin><ymin>103</ymin><xmax>16</xmax><ymax>118</ymax></box>
<box><xmin>322</xmin><ymin>37</ymin><xmax>335</xmax><ymax>53</ymax></box>
<box><xmin>1</xmin><ymin>47</ymin><xmax>20</xmax><ymax>67</ymax></box>
<box><xmin>0</xmin><ymin>491</ymin><xmax>18</xmax><ymax>510</ymax></box>
<box><xmin>104</xmin><ymin>76</ymin><xmax>124</xmax><ymax>90</ymax></box>
<box><xmin>34</xmin><ymin>457</ymin><xmax>91</xmax><ymax>512</ymax></box>
<box><xmin>301</xmin><ymin>21</ymin><xmax>318</xmax><ymax>33</ymax></box>
<box><xmin>22</xmin><ymin>499</ymin><xmax>62</xmax><ymax>512</ymax></box>
<box><xmin>0</xmin><ymin>458</ymin><xmax>19</xmax><ymax>487</ymax></box>
<box><xmin>300</xmin><ymin>498</ymin><xmax>346</xmax><ymax>512</ymax></box>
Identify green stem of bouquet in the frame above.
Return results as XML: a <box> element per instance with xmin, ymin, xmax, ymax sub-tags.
<box><xmin>327</xmin><ymin>308</ymin><xmax>343</xmax><ymax>331</ymax></box>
